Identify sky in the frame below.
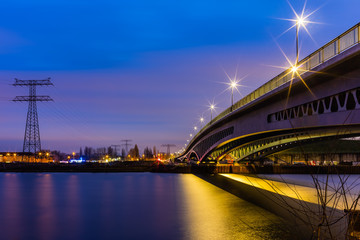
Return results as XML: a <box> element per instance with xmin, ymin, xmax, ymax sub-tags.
<box><xmin>0</xmin><ymin>0</ymin><xmax>359</xmax><ymax>154</ymax></box>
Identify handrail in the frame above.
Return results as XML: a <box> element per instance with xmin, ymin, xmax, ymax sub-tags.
<box><xmin>185</xmin><ymin>22</ymin><xmax>360</xmax><ymax>152</ymax></box>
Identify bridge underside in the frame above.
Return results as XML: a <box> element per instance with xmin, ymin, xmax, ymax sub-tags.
<box><xmin>202</xmin><ymin>125</ymin><xmax>360</xmax><ymax>163</ymax></box>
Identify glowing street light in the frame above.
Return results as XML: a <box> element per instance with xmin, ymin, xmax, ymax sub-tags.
<box><xmin>199</xmin><ymin>117</ymin><xmax>205</xmax><ymax>128</ymax></box>
<box><xmin>229</xmin><ymin>80</ymin><xmax>240</xmax><ymax>111</ymax></box>
<box><xmin>288</xmin><ymin>2</ymin><xmax>317</xmax><ymax>65</ymax></box>
<box><xmin>209</xmin><ymin>104</ymin><xmax>215</xmax><ymax>121</ymax></box>
<box><xmin>272</xmin><ymin>1</ymin><xmax>320</xmax><ymax>100</ymax></box>
<box><xmin>222</xmin><ymin>70</ymin><xmax>246</xmax><ymax>112</ymax></box>
<box><xmin>194</xmin><ymin>126</ymin><xmax>197</xmax><ymax>131</ymax></box>
<box><xmin>295</xmin><ymin>16</ymin><xmax>304</xmax><ymax>65</ymax></box>
<box><xmin>190</xmin><ymin>134</ymin><xmax>193</xmax><ymax>137</ymax></box>
<box><xmin>291</xmin><ymin>65</ymin><xmax>300</xmax><ymax>73</ymax></box>
<box><xmin>277</xmin><ymin>1</ymin><xmax>320</xmax><ymax>68</ymax></box>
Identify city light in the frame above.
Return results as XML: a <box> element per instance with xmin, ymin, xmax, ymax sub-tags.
<box><xmin>268</xmin><ymin>1</ymin><xmax>320</xmax><ymax>105</ymax></box>
<box><xmin>220</xmin><ymin>69</ymin><xmax>247</xmax><ymax>111</ymax></box>
<box><xmin>291</xmin><ymin>65</ymin><xmax>299</xmax><ymax>73</ymax></box>
<box><xmin>278</xmin><ymin>1</ymin><xmax>320</xmax><ymax>38</ymax></box>
<box><xmin>228</xmin><ymin>79</ymin><xmax>239</xmax><ymax>111</ymax></box>
<box><xmin>296</xmin><ymin>16</ymin><xmax>306</xmax><ymax>28</ymax></box>
<box><xmin>278</xmin><ymin>0</ymin><xmax>321</xmax><ymax>63</ymax></box>
<box><xmin>199</xmin><ymin>117</ymin><xmax>205</xmax><ymax>128</ymax></box>
<box><xmin>194</xmin><ymin>126</ymin><xmax>197</xmax><ymax>131</ymax></box>
<box><xmin>209</xmin><ymin>102</ymin><xmax>216</xmax><ymax>122</ymax></box>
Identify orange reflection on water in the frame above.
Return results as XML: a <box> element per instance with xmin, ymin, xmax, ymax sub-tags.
<box><xmin>180</xmin><ymin>174</ymin><xmax>290</xmax><ymax>240</ymax></box>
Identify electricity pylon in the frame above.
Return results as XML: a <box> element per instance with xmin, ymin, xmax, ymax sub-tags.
<box><xmin>13</xmin><ymin>78</ymin><xmax>54</xmax><ymax>159</ymax></box>
<box><xmin>121</xmin><ymin>139</ymin><xmax>132</xmax><ymax>157</ymax></box>
<box><xmin>161</xmin><ymin>144</ymin><xmax>176</xmax><ymax>156</ymax></box>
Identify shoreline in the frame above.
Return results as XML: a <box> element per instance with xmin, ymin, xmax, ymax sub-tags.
<box><xmin>2</xmin><ymin>162</ymin><xmax>360</xmax><ymax>174</ymax></box>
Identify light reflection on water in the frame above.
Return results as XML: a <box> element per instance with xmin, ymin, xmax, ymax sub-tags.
<box><xmin>180</xmin><ymin>174</ymin><xmax>291</xmax><ymax>240</ymax></box>
<box><xmin>0</xmin><ymin>173</ymin><xmax>292</xmax><ymax>240</ymax></box>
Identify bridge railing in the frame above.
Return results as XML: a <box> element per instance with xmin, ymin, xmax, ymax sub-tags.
<box><xmin>186</xmin><ymin>22</ymin><xmax>360</xmax><ymax>151</ymax></box>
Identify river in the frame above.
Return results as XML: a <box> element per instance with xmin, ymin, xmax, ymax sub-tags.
<box><xmin>0</xmin><ymin>172</ymin><xmax>293</xmax><ymax>240</ymax></box>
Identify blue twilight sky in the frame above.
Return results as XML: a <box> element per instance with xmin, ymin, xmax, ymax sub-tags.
<box><xmin>0</xmin><ymin>0</ymin><xmax>359</xmax><ymax>153</ymax></box>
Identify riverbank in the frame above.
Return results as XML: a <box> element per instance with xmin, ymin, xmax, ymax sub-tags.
<box><xmin>2</xmin><ymin>161</ymin><xmax>360</xmax><ymax>174</ymax></box>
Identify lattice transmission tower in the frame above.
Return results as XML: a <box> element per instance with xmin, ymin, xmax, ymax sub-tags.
<box><xmin>161</xmin><ymin>144</ymin><xmax>176</xmax><ymax>156</ymax></box>
<box><xmin>121</xmin><ymin>139</ymin><xmax>132</xmax><ymax>155</ymax></box>
<box><xmin>13</xmin><ymin>78</ymin><xmax>54</xmax><ymax>155</ymax></box>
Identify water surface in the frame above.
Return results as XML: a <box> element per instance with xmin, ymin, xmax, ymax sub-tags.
<box><xmin>0</xmin><ymin>173</ymin><xmax>292</xmax><ymax>239</ymax></box>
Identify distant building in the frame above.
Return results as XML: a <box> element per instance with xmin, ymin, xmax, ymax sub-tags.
<box><xmin>0</xmin><ymin>151</ymin><xmax>53</xmax><ymax>163</ymax></box>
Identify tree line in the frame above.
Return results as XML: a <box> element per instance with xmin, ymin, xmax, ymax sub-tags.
<box><xmin>79</xmin><ymin>145</ymin><xmax>160</xmax><ymax>160</ymax></box>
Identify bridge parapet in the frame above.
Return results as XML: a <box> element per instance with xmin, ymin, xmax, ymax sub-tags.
<box><xmin>186</xmin><ymin>22</ymin><xmax>360</xmax><ymax>151</ymax></box>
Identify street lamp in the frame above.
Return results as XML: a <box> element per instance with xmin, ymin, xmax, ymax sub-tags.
<box><xmin>194</xmin><ymin>126</ymin><xmax>197</xmax><ymax>131</ymax></box>
<box><xmin>229</xmin><ymin>80</ymin><xmax>239</xmax><ymax>111</ymax></box>
<box><xmin>199</xmin><ymin>117</ymin><xmax>205</xmax><ymax>128</ymax></box>
<box><xmin>286</xmin><ymin>2</ymin><xmax>314</xmax><ymax>66</ymax></box>
<box><xmin>295</xmin><ymin>16</ymin><xmax>305</xmax><ymax>65</ymax></box>
<box><xmin>209</xmin><ymin>104</ymin><xmax>215</xmax><ymax>121</ymax></box>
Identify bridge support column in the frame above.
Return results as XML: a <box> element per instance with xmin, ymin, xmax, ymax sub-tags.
<box><xmin>351</xmin><ymin>90</ymin><xmax>360</xmax><ymax>109</ymax></box>
<box><xmin>323</xmin><ymin>97</ymin><xmax>334</xmax><ymax>113</ymax></box>
<box><xmin>335</xmin><ymin>94</ymin><xmax>347</xmax><ymax>111</ymax></box>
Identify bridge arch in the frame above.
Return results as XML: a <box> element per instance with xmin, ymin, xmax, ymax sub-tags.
<box><xmin>206</xmin><ymin>126</ymin><xmax>360</xmax><ymax>163</ymax></box>
<box><xmin>188</xmin><ymin>151</ymin><xmax>200</xmax><ymax>163</ymax></box>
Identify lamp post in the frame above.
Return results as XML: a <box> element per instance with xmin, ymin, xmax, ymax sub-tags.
<box><xmin>295</xmin><ymin>16</ymin><xmax>305</xmax><ymax>66</ymax></box>
<box><xmin>200</xmin><ymin>117</ymin><xmax>204</xmax><ymax>128</ymax></box>
<box><xmin>210</xmin><ymin>104</ymin><xmax>215</xmax><ymax>121</ymax></box>
<box><xmin>230</xmin><ymin>81</ymin><xmax>238</xmax><ymax>111</ymax></box>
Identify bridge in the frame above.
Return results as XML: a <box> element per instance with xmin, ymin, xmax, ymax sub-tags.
<box><xmin>180</xmin><ymin>22</ymin><xmax>360</xmax><ymax>163</ymax></box>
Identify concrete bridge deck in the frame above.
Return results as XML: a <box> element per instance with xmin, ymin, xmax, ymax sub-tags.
<box><xmin>204</xmin><ymin>173</ymin><xmax>360</xmax><ymax>239</ymax></box>
<box><xmin>221</xmin><ymin>173</ymin><xmax>360</xmax><ymax>211</ymax></box>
